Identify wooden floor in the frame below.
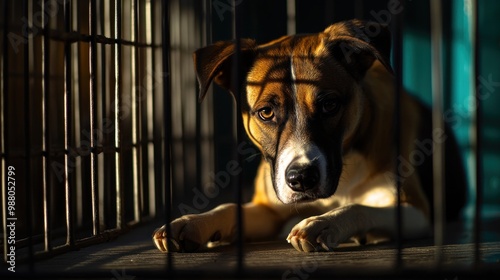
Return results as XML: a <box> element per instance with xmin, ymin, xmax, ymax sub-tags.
<box><xmin>12</xmin><ymin>219</ymin><xmax>500</xmax><ymax>279</ymax></box>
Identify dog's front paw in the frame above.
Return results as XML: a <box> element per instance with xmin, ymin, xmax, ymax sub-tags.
<box><xmin>152</xmin><ymin>215</ymin><xmax>221</xmax><ymax>253</ymax></box>
<box><xmin>286</xmin><ymin>216</ymin><xmax>342</xmax><ymax>252</ymax></box>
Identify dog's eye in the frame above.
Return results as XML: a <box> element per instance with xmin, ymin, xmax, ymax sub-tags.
<box><xmin>321</xmin><ymin>99</ymin><xmax>340</xmax><ymax>115</ymax></box>
<box><xmin>257</xmin><ymin>107</ymin><xmax>275</xmax><ymax>121</ymax></box>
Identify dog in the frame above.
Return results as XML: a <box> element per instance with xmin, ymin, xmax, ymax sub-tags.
<box><xmin>153</xmin><ymin>19</ymin><xmax>466</xmax><ymax>253</ymax></box>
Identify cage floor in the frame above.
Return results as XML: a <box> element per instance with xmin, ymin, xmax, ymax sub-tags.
<box><xmin>15</xmin><ymin>219</ymin><xmax>500</xmax><ymax>279</ymax></box>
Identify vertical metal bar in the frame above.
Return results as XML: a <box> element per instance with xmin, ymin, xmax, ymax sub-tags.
<box><xmin>202</xmin><ymin>0</ymin><xmax>215</xmax><ymax>189</ymax></box>
<box><xmin>286</xmin><ymin>0</ymin><xmax>296</xmax><ymax>35</ymax></box>
<box><xmin>1</xmin><ymin>0</ymin><xmax>9</xmax><ymax>263</ymax></box>
<box><xmin>195</xmin><ymin>2</ymin><xmax>203</xmax><ymax>210</ymax></box>
<box><xmin>63</xmin><ymin>0</ymin><xmax>75</xmax><ymax>247</ymax></box>
<box><xmin>72</xmin><ymin>1</ymin><xmax>84</xmax><ymax>229</ymax></box>
<box><xmin>392</xmin><ymin>0</ymin><xmax>404</xmax><ymax>269</ymax></box>
<box><xmin>23</xmin><ymin>0</ymin><xmax>34</xmax><ymax>269</ymax></box>
<box><xmin>232</xmin><ymin>0</ymin><xmax>244</xmax><ymax>274</ymax></box>
<box><xmin>151</xmin><ymin>0</ymin><xmax>163</xmax><ymax>216</ymax></box>
<box><xmin>98</xmin><ymin>0</ymin><xmax>108</xmax><ymax>225</ymax></box>
<box><xmin>146</xmin><ymin>0</ymin><xmax>156</xmax><ymax>217</ymax></box>
<box><xmin>430</xmin><ymin>0</ymin><xmax>445</xmax><ymax>266</ymax></box>
<box><xmin>472</xmin><ymin>0</ymin><xmax>482</xmax><ymax>267</ymax></box>
<box><xmin>354</xmin><ymin>0</ymin><xmax>363</xmax><ymax>19</ymax></box>
<box><xmin>41</xmin><ymin>0</ymin><xmax>52</xmax><ymax>252</ymax></box>
<box><xmin>115</xmin><ymin>0</ymin><xmax>125</xmax><ymax>229</ymax></box>
<box><xmin>89</xmin><ymin>0</ymin><xmax>100</xmax><ymax>236</ymax></box>
<box><xmin>204</xmin><ymin>0</ymin><xmax>212</xmax><ymax>46</ymax></box>
<box><xmin>131</xmin><ymin>0</ymin><xmax>142</xmax><ymax>223</ymax></box>
<box><xmin>162</xmin><ymin>0</ymin><xmax>173</xmax><ymax>272</ymax></box>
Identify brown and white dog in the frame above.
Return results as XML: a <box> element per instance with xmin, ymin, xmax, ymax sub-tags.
<box><xmin>153</xmin><ymin>19</ymin><xmax>466</xmax><ymax>253</ymax></box>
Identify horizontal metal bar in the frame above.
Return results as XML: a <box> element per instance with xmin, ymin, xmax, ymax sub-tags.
<box><xmin>0</xmin><ymin>140</ymin><xmax>161</xmax><ymax>158</ymax></box>
<box><xmin>11</xmin><ymin>228</ymin><xmax>126</xmax><ymax>263</ymax></box>
<box><xmin>18</xmin><ymin>27</ymin><xmax>161</xmax><ymax>47</ymax></box>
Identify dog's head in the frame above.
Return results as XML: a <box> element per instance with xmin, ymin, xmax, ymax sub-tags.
<box><xmin>193</xmin><ymin>20</ymin><xmax>393</xmax><ymax>204</ymax></box>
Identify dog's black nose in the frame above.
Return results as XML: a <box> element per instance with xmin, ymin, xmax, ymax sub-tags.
<box><xmin>286</xmin><ymin>164</ymin><xmax>320</xmax><ymax>192</ymax></box>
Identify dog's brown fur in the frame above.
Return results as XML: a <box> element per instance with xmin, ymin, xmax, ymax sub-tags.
<box><xmin>153</xmin><ymin>20</ymin><xmax>465</xmax><ymax>253</ymax></box>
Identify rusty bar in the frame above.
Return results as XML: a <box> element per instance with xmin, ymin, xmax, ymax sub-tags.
<box><xmin>162</xmin><ymin>0</ymin><xmax>173</xmax><ymax>273</ymax></box>
<box><xmin>63</xmin><ymin>0</ymin><xmax>75</xmax><ymax>247</ymax></box>
<box><xmin>89</xmin><ymin>0</ymin><xmax>100</xmax><ymax>235</ymax></box>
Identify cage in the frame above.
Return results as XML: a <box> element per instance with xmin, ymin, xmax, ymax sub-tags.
<box><xmin>1</xmin><ymin>0</ymin><xmax>499</xmax><ymax>279</ymax></box>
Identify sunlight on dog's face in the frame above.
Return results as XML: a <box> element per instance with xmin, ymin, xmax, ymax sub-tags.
<box><xmin>242</xmin><ymin>34</ymin><xmax>365</xmax><ymax>204</ymax></box>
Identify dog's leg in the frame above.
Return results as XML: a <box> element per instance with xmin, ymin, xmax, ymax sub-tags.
<box><xmin>286</xmin><ymin>203</ymin><xmax>431</xmax><ymax>252</ymax></box>
<box><xmin>152</xmin><ymin>202</ymin><xmax>284</xmax><ymax>252</ymax></box>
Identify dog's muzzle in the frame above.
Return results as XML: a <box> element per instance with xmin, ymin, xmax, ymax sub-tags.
<box><xmin>275</xmin><ymin>143</ymin><xmax>331</xmax><ymax>203</ymax></box>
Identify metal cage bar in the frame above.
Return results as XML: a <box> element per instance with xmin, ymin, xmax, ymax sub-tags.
<box><xmin>89</xmin><ymin>0</ymin><xmax>101</xmax><ymax>236</ymax></box>
<box><xmin>162</xmin><ymin>0</ymin><xmax>174</xmax><ymax>273</ymax></box>
<box><xmin>63</xmin><ymin>0</ymin><xmax>75</xmax><ymax>247</ymax></box>
<box><xmin>0</xmin><ymin>0</ymin><xmax>163</xmax><ymax>263</ymax></box>
<box><xmin>472</xmin><ymin>0</ymin><xmax>482</xmax><ymax>267</ymax></box>
<box><xmin>392</xmin><ymin>2</ymin><xmax>404</xmax><ymax>269</ymax></box>
<box><xmin>41</xmin><ymin>0</ymin><xmax>52</xmax><ymax>253</ymax></box>
<box><xmin>23</xmin><ymin>0</ymin><xmax>35</xmax><ymax>269</ymax></box>
<box><xmin>231</xmin><ymin>0</ymin><xmax>244</xmax><ymax>273</ymax></box>
<box><xmin>97</xmin><ymin>0</ymin><xmax>108</xmax><ymax>227</ymax></box>
<box><xmin>152</xmin><ymin>0</ymin><xmax>163</xmax><ymax>219</ymax></box>
<box><xmin>115</xmin><ymin>0</ymin><xmax>125</xmax><ymax>230</ymax></box>
<box><xmin>430</xmin><ymin>0</ymin><xmax>445</xmax><ymax>265</ymax></box>
<box><xmin>145</xmin><ymin>0</ymin><xmax>156</xmax><ymax>219</ymax></box>
<box><xmin>131</xmin><ymin>0</ymin><xmax>143</xmax><ymax>224</ymax></box>
<box><xmin>1</xmin><ymin>0</ymin><xmax>9</xmax><ymax>264</ymax></box>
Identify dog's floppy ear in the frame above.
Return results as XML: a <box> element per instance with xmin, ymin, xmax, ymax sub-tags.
<box><xmin>323</xmin><ymin>19</ymin><xmax>393</xmax><ymax>80</ymax></box>
<box><xmin>193</xmin><ymin>39</ymin><xmax>257</xmax><ymax>101</ymax></box>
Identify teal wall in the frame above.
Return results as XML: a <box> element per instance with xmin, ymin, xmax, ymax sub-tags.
<box><xmin>403</xmin><ymin>0</ymin><xmax>500</xmax><ymax>216</ymax></box>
